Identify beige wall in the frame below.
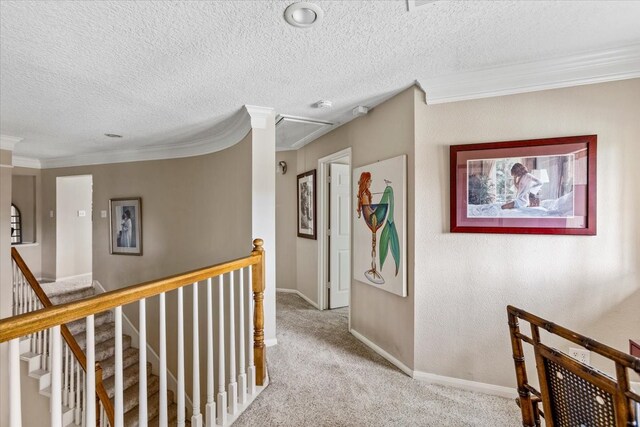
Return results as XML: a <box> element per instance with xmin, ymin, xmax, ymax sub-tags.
<box><xmin>275</xmin><ymin>151</ymin><xmax>297</xmax><ymax>290</ymax></box>
<box><xmin>56</xmin><ymin>175</ymin><xmax>92</xmax><ymax>279</ymax></box>
<box><xmin>39</xmin><ymin>134</ymin><xmax>254</xmax><ymax>408</ymax></box>
<box><xmin>413</xmin><ymin>79</ymin><xmax>640</xmax><ymax>386</ymax></box>
<box><xmin>0</xmin><ymin>149</ymin><xmax>12</xmax><ymax>427</ymax></box>
<box><xmin>11</xmin><ymin>167</ymin><xmax>43</xmax><ymax>278</ymax></box>
<box><xmin>295</xmin><ymin>88</ymin><xmax>416</xmax><ymax>368</ymax></box>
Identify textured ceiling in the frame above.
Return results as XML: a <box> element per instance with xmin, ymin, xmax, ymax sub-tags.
<box><xmin>1</xmin><ymin>1</ymin><xmax>640</xmax><ymax>161</ymax></box>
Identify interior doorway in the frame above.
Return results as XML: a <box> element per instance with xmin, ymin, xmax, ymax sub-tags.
<box><xmin>56</xmin><ymin>175</ymin><xmax>93</xmax><ymax>281</ymax></box>
<box><xmin>317</xmin><ymin>148</ymin><xmax>351</xmax><ymax>313</ymax></box>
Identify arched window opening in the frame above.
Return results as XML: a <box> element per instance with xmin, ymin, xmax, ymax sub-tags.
<box><xmin>11</xmin><ymin>204</ymin><xmax>22</xmax><ymax>244</ymax></box>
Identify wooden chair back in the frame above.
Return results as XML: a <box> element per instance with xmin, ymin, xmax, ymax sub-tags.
<box><xmin>507</xmin><ymin>306</ymin><xmax>640</xmax><ymax>427</ymax></box>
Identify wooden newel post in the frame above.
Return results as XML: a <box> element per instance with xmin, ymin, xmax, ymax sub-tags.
<box><xmin>251</xmin><ymin>238</ymin><xmax>267</xmax><ymax>386</ymax></box>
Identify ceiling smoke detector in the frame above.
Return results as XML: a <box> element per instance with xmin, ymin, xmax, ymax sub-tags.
<box><xmin>314</xmin><ymin>100</ymin><xmax>333</xmax><ymax>109</ymax></box>
<box><xmin>284</xmin><ymin>2</ymin><xmax>324</xmax><ymax>28</ymax></box>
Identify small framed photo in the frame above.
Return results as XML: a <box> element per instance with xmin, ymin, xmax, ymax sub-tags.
<box><xmin>109</xmin><ymin>198</ymin><xmax>143</xmax><ymax>255</ymax></box>
<box><xmin>297</xmin><ymin>170</ymin><xmax>316</xmax><ymax>239</ymax></box>
<box><xmin>450</xmin><ymin>135</ymin><xmax>597</xmax><ymax>235</ymax></box>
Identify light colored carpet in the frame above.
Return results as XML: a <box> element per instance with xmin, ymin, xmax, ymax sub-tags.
<box><xmin>234</xmin><ymin>293</ymin><xmax>521</xmax><ymax>426</ymax></box>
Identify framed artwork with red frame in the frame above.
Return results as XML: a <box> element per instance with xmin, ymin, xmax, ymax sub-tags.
<box><xmin>450</xmin><ymin>135</ymin><xmax>597</xmax><ymax>235</ymax></box>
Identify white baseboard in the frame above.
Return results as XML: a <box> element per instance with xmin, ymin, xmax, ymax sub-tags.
<box><xmin>412</xmin><ymin>370</ymin><xmax>518</xmax><ymax>399</ymax></box>
<box><xmin>350</xmin><ymin>327</ymin><xmax>517</xmax><ymax>399</ymax></box>
<box><xmin>276</xmin><ymin>287</ymin><xmax>319</xmax><ymax>309</ymax></box>
<box><xmin>349</xmin><ymin>328</ymin><xmax>413</xmax><ymax>377</ymax></box>
<box><xmin>55</xmin><ymin>273</ymin><xmax>92</xmax><ymax>283</ymax></box>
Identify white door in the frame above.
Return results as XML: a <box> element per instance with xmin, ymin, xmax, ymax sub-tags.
<box><xmin>329</xmin><ymin>163</ymin><xmax>350</xmax><ymax>309</ymax></box>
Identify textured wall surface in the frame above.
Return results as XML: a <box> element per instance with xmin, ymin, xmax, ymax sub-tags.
<box><xmin>0</xmin><ymin>149</ymin><xmax>12</xmax><ymax>427</ymax></box>
<box><xmin>413</xmin><ymin>79</ymin><xmax>640</xmax><ymax>386</ymax></box>
<box><xmin>2</xmin><ymin>1</ymin><xmax>640</xmax><ymax>159</ymax></box>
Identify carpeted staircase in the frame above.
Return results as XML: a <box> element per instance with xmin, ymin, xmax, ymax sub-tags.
<box><xmin>36</xmin><ymin>280</ymin><xmax>181</xmax><ymax>427</ymax></box>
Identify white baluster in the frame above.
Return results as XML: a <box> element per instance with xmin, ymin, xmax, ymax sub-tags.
<box><xmin>177</xmin><ymin>287</ymin><xmax>185</xmax><ymax>427</ymax></box>
<box><xmin>30</xmin><ymin>290</ymin><xmax>37</xmax><ymax>353</ymax></box>
<box><xmin>238</xmin><ymin>268</ymin><xmax>247</xmax><ymax>404</ymax></box>
<box><xmin>51</xmin><ymin>326</ymin><xmax>62</xmax><ymax>427</ymax></box>
<box><xmin>74</xmin><ymin>361</ymin><xmax>81</xmax><ymax>425</ymax></box>
<box><xmin>11</xmin><ymin>262</ymin><xmax>17</xmax><ymax>316</ymax></box>
<box><xmin>228</xmin><ymin>272</ymin><xmax>238</xmax><ymax>415</ymax></box>
<box><xmin>115</xmin><ymin>306</ymin><xmax>124</xmax><ymax>427</ymax></box>
<box><xmin>69</xmin><ymin>356</ymin><xmax>76</xmax><ymax>410</ymax></box>
<box><xmin>63</xmin><ymin>343</ymin><xmax>69</xmax><ymax>406</ymax></box>
<box><xmin>192</xmin><ymin>282</ymin><xmax>203</xmax><ymax>427</ymax></box>
<box><xmin>205</xmin><ymin>277</ymin><xmax>216</xmax><ymax>426</ymax></box>
<box><xmin>82</xmin><ymin>369</ymin><xmax>87</xmax><ymax>427</ymax></box>
<box><xmin>42</xmin><ymin>322</ymin><xmax>49</xmax><ymax>370</ymax></box>
<box><xmin>159</xmin><ymin>292</ymin><xmax>168</xmax><ymax>426</ymax></box>
<box><xmin>9</xmin><ymin>338</ymin><xmax>22</xmax><ymax>427</ymax></box>
<box><xmin>216</xmin><ymin>275</ymin><xmax>227</xmax><ymax>425</ymax></box>
<box><xmin>247</xmin><ymin>268</ymin><xmax>256</xmax><ymax>395</ymax></box>
<box><xmin>86</xmin><ymin>315</ymin><xmax>96</xmax><ymax>427</ymax></box>
<box><xmin>139</xmin><ymin>298</ymin><xmax>148</xmax><ymax>427</ymax></box>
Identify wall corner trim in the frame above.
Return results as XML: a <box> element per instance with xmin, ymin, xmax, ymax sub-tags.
<box><xmin>0</xmin><ymin>134</ymin><xmax>23</xmax><ymax>151</ymax></box>
<box><xmin>245</xmin><ymin>105</ymin><xmax>275</xmax><ymax>129</ymax></box>
<box><xmin>275</xmin><ymin>288</ymin><xmax>319</xmax><ymax>309</ymax></box>
<box><xmin>349</xmin><ymin>328</ymin><xmax>414</xmax><ymax>377</ymax></box>
<box><xmin>412</xmin><ymin>370</ymin><xmax>518</xmax><ymax>399</ymax></box>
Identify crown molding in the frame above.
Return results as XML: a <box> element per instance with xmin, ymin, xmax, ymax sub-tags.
<box><xmin>12</xmin><ymin>156</ymin><xmax>42</xmax><ymax>169</ymax></box>
<box><xmin>38</xmin><ymin>109</ymin><xmax>253</xmax><ymax>168</ymax></box>
<box><xmin>422</xmin><ymin>43</ymin><xmax>640</xmax><ymax>104</ymax></box>
<box><xmin>0</xmin><ymin>134</ymin><xmax>23</xmax><ymax>151</ymax></box>
<box><xmin>245</xmin><ymin>105</ymin><xmax>275</xmax><ymax>129</ymax></box>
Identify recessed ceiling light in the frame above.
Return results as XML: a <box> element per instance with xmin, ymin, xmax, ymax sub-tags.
<box><xmin>284</xmin><ymin>2</ymin><xmax>324</xmax><ymax>28</ymax></box>
<box><xmin>104</xmin><ymin>133</ymin><xmax>123</xmax><ymax>138</ymax></box>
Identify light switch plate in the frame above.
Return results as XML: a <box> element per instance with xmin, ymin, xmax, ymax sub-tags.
<box><xmin>78</xmin><ymin>210</ymin><xmax>86</xmax><ymax>217</ymax></box>
<box><xmin>101</xmin><ymin>210</ymin><xmax>107</xmax><ymax>218</ymax></box>
<box><xmin>49</xmin><ymin>210</ymin><xmax>54</xmax><ymax>218</ymax></box>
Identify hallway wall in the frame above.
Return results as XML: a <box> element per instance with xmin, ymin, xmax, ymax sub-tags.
<box><xmin>275</xmin><ymin>150</ymin><xmax>297</xmax><ymax>290</ymax></box>
<box><xmin>294</xmin><ymin>88</ymin><xmax>416</xmax><ymax>369</ymax></box>
<box><xmin>413</xmin><ymin>79</ymin><xmax>640</xmax><ymax>387</ymax></box>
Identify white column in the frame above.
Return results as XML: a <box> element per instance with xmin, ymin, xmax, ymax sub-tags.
<box><xmin>205</xmin><ymin>277</ymin><xmax>216</xmax><ymax>427</ymax></box>
<box><xmin>177</xmin><ymin>287</ymin><xmax>185</xmax><ymax>427</ymax></box>
<box><xmin>9</xmin><ymin>338</ymin><xmax>22</xmax><ymax>427</ymax></box>
<box><xmin>114</xmin><ymin>306</ymin><xmax>124</xmax><ymax>427</ymax></box>
<box><xmin>216</xmin><ymin>275</ymin><xmax>227</xmax><ymax>425</ymax></box>
<box><xmin>138</xmin><ymin>298</ymin><xmax>148</xmax><ymax>427</ymax></box>
<box><xmin>191</xmin><ymin>282</ymin><xmax>203</xmax><ymax>427</ymax></box>
<box><xmin>237</xmin><ymin>268</ymin><xmax>247</xmax><ymax>404</ymax></box>
<box><xmin>227</xmin><ymin>272</ymin><xmax>238</xmax><ymax>415</ymax></box>
<box><xmin>85</xmin><ymin>315</ymin><xmax>96</xmax><ymax>427</ymax></box>
<box><xmin>159</xmin><ymin>292</ymin><xmax>168</xmax><ymax>427</ymax></box>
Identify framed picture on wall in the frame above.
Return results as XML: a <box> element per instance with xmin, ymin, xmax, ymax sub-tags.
<box><xmin>353</xmin><ymin>155</ymin><xmax>407</xmax><ymax>297</ymax></box>
<box><xmin>297</xmin><ymin>170</ymin><xmax>317</xmax><ymax>239</ymax></box>
<box><xmin>109</xmin><ymin>197</ymin><xmax>143</xmax><ymax>255</ymax></box>
<box><xmin>450</xmin><ymin>135</ymin><xmax>597</xmax><ymax>235</ymax></box>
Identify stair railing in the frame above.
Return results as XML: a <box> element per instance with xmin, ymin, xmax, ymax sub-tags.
<box><xmin>10</xmin><ymin>246</ymin><xmax>114</xmax><ymax>426</ymax></box>
<box><xmin>1</xmin><ymin>238</ymin><xmax>267</xmax><ymax>427</ymax></box>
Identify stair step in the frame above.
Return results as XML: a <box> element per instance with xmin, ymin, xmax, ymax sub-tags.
<box><xmin>66</xmin><ymin>311</ymin><xmax>113</xmax><ymax>335</ymax></box>
<box><xmin>114</xmin><ymin>374</ymin><xmax>160</xmax><ymax>414</ymax></box>
<box><xmin>95</xmin><ymin>335</ymin><xmax>132</xmax><ymax>362</ymax></box>
<box><xmin>73</xmin><ymin>322</ymin><xmax>117</xmax><ymax>349</ymax></box>
<box><xmin>103</xmin><ymin>360</ymin><xmax>152</xmax><ymax>399</ymax></box>
<box><xmin>123</xmin><ymin>390</ymin><xmax>175</xmax><ymax>427</ymax></box>
<box><xmin>148</xmin><ymin>402</ymin><xmax>179</xmax><ymax>427</ymax></box>
<box><xmin>99</xmin><ymin>347</ymin><xmax>139</xmax><ymax>381</ymax></box>
<box><xmin>47</xmin><ymin>286</ymin><xmax>96</xmax><ymax>305</ymax></box>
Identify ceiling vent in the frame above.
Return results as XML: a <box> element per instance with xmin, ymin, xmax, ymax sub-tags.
<box><xmin>406</xmin><ymin>0</ymin><xmax>437</xmax><ymax>11</ymax></box>
<box><xmin>276</xmin><ymin>115</ymin><xmax>333</xmax><ymax>151</ymax></box>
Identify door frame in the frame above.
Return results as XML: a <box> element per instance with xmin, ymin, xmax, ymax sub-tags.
<box><xmin>317</xmin><ymin>148</ymin><xmax>352</xmax><ymax>317</ymax></box>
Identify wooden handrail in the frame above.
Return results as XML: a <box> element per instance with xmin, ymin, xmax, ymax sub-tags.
<box><xmin>1</xmin><ymin>251</ymin><xmax>261</xmax><ymax>342</ymax></box>
<box><xmin>10</xmin><ymin>247</ymin><xmax>114</xmax><ymax>426</ymax></box>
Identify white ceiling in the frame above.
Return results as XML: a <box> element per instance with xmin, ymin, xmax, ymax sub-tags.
<box><xmin>1</xmin><ymin>1</ymin><xmax>639</xmax><ymax>165</ymax></box>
